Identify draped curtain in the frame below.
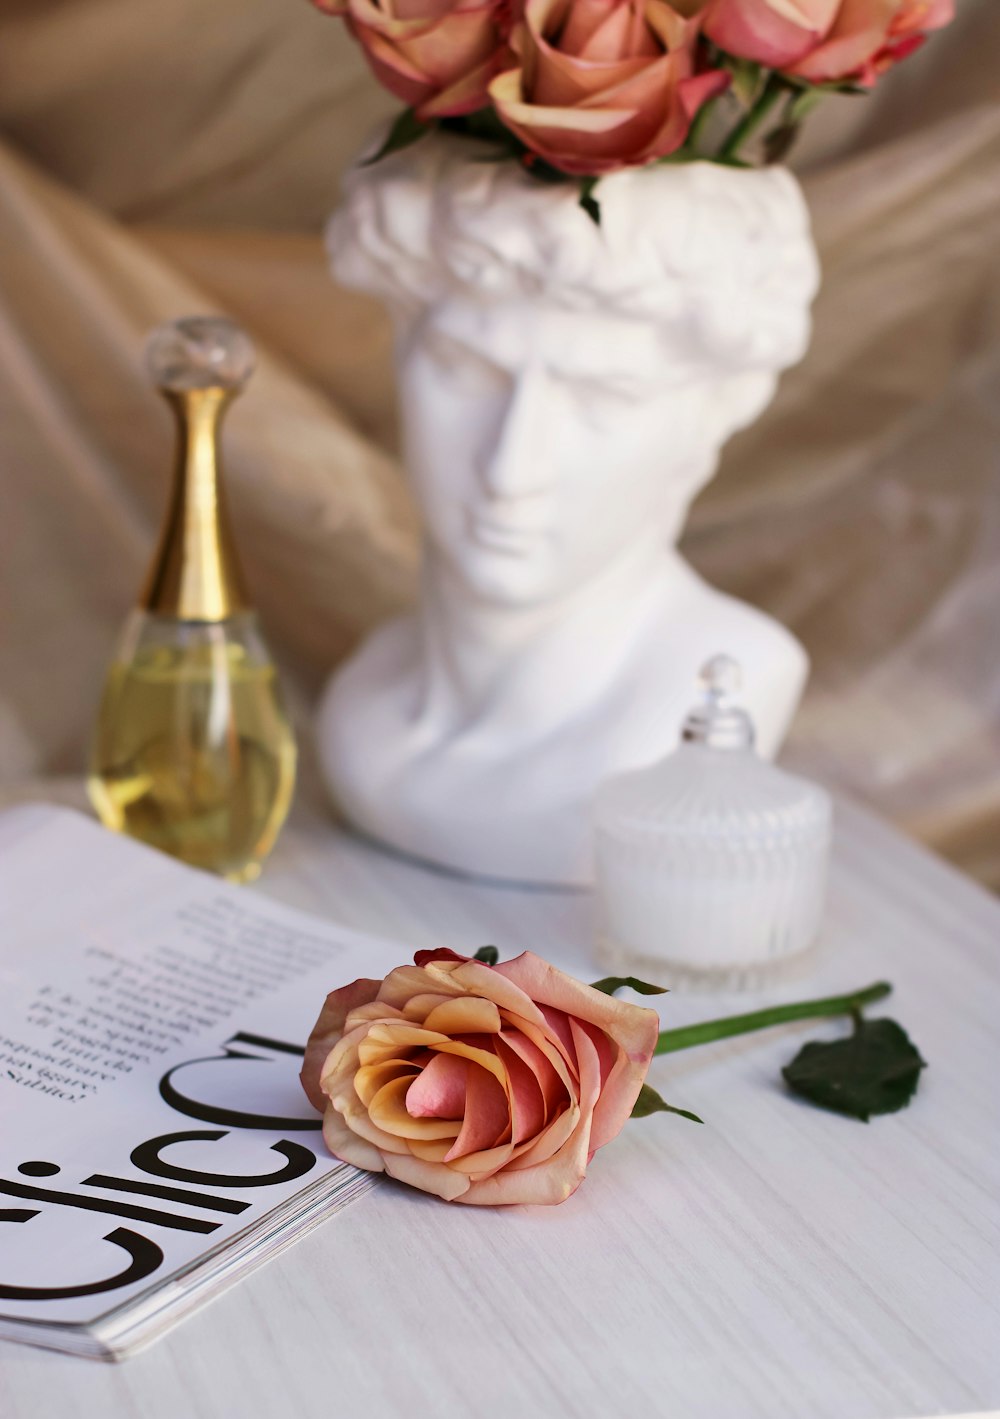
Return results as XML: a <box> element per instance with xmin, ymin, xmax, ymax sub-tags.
<box><xmin>1</xmin><ymin>0</ymin><xmax>998</xmax><ymax>885</ymax></box>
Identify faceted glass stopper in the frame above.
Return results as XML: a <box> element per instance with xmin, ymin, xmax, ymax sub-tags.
<box><xmin>683</xmin><ymin>654</ymin><xmax>755</xmax><ymax>751</ymax></box>
<box><xmin>146</xmin><ymin>316</ymin><xmax>255</xmax><ymax>393</ymax></box>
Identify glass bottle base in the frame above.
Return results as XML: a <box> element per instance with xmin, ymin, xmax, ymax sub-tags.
<box><xmin>596</xmin><ymin>933</ymin><xmax>819</xmax><ymax>993</ymax></box>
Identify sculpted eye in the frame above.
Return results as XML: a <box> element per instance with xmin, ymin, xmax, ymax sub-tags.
<box><xmin>571</xmin><ymin>380</ymin><xmax>643</xmax><ymax>423</ymax></box>
<box><xmin>561</xmin><ymin>374</ymin><xmax>644</xmax><ymax>406</ymax></box>
<box><xmin>423</xmin><ymin>332</ymin><xmax>504</xmax><ymax>388</ymax></box>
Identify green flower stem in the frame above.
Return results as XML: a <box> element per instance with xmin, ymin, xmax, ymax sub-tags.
<box><xmin>682</xmin><ymin>95</ymin><xmax>720</xmax><ymax>159</ymax></box>
<box><xmin>717</xmin><ymin>74</ymin><xmax>785</xmax><ymax>162</ymax></box>
<box><xmin>654</xmin><ymin>982</ymin><xmax>892</xmax><ymax>1056</ymax></box>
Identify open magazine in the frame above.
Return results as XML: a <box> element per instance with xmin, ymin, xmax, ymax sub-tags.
<box><xmin>0</xmin><ymin>805</ymin><xmax>413</xmax><ymax>1361</ymax></box>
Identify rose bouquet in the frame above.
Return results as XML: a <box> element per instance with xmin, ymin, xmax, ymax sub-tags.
<box><xmin>310</xmin><ymin>0</ymin><xmax>954</xmax><ymax>210</ymax></box>
<box><xmin>300</xmin><ymin>946</ymin><xmax>924</xmax><ymax>1207</ymax></box>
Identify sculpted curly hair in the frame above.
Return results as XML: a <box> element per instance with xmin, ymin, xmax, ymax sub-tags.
<box><xmin>327</xmin><ymin>132</ymin><xmax>819</xmax><ymax>440</ymax></box>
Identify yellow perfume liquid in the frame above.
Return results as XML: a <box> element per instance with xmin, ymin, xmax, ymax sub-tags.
<box><xmin>88</xmin><ymin>315</ymin><xmax>297</xmax><ymax>880</ymax></box>
<box><xmin>89</xmin><ymin>614</ymin><xmax>296</xmax><ymax>882</ymax></box>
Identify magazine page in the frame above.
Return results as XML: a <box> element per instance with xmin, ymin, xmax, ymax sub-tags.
<box><xmin>0</xmin><ymin>807</ymin><xmax>403</xmax><ymax>1337</ymax></box>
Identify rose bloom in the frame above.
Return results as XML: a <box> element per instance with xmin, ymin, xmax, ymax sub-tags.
<box><xmin>488</xmin><ymin>0</ymin><xmax>730</xmax><ymax>176</ymax></box>
<box><xmin>300</xmin><ymin>948</ymin><xmax>659</xmax><ymax>1205</ymax></box>
<box><xmin>312</xmin><ymin>0</ymin><xmax>508</xmax><ymax>119</ymax></box>
<box><xmin>703</xmin><ymin>0</ymin><xmax>955</xmax><ymax>86</ymax></box>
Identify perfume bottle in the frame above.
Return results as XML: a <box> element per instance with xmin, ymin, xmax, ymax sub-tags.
<box><xmin>593</xmin><ymin>656</ymin><xmax>832</xmax><ymax>989</ymax></box>
<box><xmin>88</xmin><ymin>317</ymin><xmax>296</xmax><ymax>882</ymax></box>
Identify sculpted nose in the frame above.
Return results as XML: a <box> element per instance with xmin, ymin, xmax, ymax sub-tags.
<box><xmin>482</xmin><ymin>368</ymin><xmax>551</xmax><ymax>499</ymax></box>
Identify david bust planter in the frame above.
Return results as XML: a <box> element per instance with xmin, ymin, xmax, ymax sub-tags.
<box><xmin>317</xmin><ymin>138</ymin><xmax>819</xmax><ymax>886</ymax></box>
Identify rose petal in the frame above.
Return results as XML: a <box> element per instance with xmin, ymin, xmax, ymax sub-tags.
<box><xmin>432</xmin><ymin>1037</ymin><xmax>508</xmax><ymax>1085</ymax></box>
<box><xmin>357</xmin><ymin>1022</ymin><xmax>451</xmax><ymax>1067</ymax></box>
<box><xmin>355</xmin><ymin>1059</ymin><xmax>421</xmax><ymax>1108</ymax></box>
<box><xmin>704</xmin><ymin>0</ymin><xmax>840</xmax><ymax>67</ymax></box>
<box><xmin>329</xmin><ymin>1081</ymin><xmax>414</xmax><ymax>1156</ymax></box>
<box><xmin>301</xmin><ymin>978</ymin><xmax>382</xmax><ymax>1111</ymax></box>
<box><xmin>501</xmin><ymin>1012</ymin><xmax>579</xmax><ymax>1094</ymax></box>
<box><xmin>377</xmin><ymin>964</ymin><xmax>467</xmax><ymax>1010</ymax></box>
<box><xmin>382</xmin><ymin>1150</ymin><xmax>473</xmax><ymax>1201</ymax></box>
<box><xmin>497</xmin><ymin>953</ymin><xmax>657</xmax><ymax>1066</ymax></box>
<box><xmin>447</xmin><ymin>1139</ymin><xmax>517</xmax><ymax>1177</ymax></box>
<box><xmin>413</xmin><ymin>947</ymin><xmax>472</xmax><ymax>968</ymax></box>
<box><xmin>423</xmin><ymin>996</ymin><xmax>502</xmax><ymax>1035</ymax></box>
<box><xmin>448</xmin><ymin>959</ymin><xmax>549</xmax><ymax>1028</ymax></box>
<box><xmin>503</xmin><ymin>1101</ymin><xmax>579</xmax><ymax>1170</ymax></box>
<box><xmin>533</xmin><ymin>49</ymin><xmax>657</xmax><ymax>107</ymax></box>
<box><xmin>786</xmin><ymin>0</ymin><xmax>895</xmax><ymax>80</ymax></box>
<box><xmin>495</xmin><ymin>1037</ymin><xmax>547</xmax><ymax>1143</ymax></box>
<box><xmin>407</xmin><ymin>1137</ymin><xmax>456</xmax><ymax>1163</ymax></box>
<box><xmin>401</xmin><ymin>992</ymin><xmax>460</xmax><ymax>1022</ymax></box>
<box><xmin>322</xmin><ymin>1107</ymin><xmax>387</xmax><ymax>1173</ymax></box>
<box><xmin>499</xmin><ymin>1029</ymin><xmax>567</xmax><ymax>1123</ymax></box>
<box><xmin>405</xmin><ymin>1052</ymin><xmax>470</xmax><ymax>1118</ymax></box>
<box><xmin>370</xmin><ymin>1076</ymin><xmax>464</xmax><ymax>1140</ymax></box>
<box><xmin>319</xmin><ymin>1021</ymin><xmax>377</xmax><ymax>1100</ymax></box>
<box><xmin>538</xmin><ymin>1004</ymin><xmax>578</xmax><ymax>1062</ymax></box>
<box><xmin>580</xmin><ymin>1019</ymin><xmax>618</xmax><ymax>1086</ymax></box>
<box><xmin>460</xmin><ymin>1107</ymin><xmax>587</xmax><ymax>1203</ymax></box>
<box><xmin>499</xmin><ymin>954</ymin><xmax>657</xmax><ymax>1153</ymax></box>
<box><xmin>444</xmin><ymin>1062</ymin><xmax>512</xmax><ymax>1161</ymax></box>
<box><xmin>458</xmin><ymin>1021</ymin><xmax>603</xmax><ymax>1205</ymax></box>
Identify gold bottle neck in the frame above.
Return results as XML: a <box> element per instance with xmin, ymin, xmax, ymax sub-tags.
<box><xmin>141</xmin><ymin>386</ymin><xmax>250</xmax><ymax>621</ymax></box>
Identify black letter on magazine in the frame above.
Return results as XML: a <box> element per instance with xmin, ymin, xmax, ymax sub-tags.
<box><xmin>158</xmin><ymin>1032</ymin><xmax>322</xmax><ymax>1131</ymax></box>
<box><xmin>0</xmin><ymin>1209</ymin><xmax>163</xmax><ymax>1302</ymax></box>
<box><xmin>131</xmin><ymin>1130</ymin><xmax>316</xmax><ymax>1189</ymax></box>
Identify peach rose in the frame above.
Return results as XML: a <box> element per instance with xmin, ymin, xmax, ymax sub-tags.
<box><xmin>488</xmin><ymin>0</ymin><xmax>730</xmax><ymax>176</ymax></box>
<box><xmin>703</xmin><ymin>0</ymin><xmax>954</xmax><ymax>85</ymax></box>
<box><xmin>312</xmin><ymin>0</ymin><xmax>509</xmax><ymax>119</ymax></box>
<box><xmin>300</xmin><ymin>948</ymin><xmax>659</xmax><ymax>1205</ymax></box>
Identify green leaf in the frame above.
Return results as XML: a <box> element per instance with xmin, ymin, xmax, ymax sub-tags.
<box><xmin>441</xmin><ymin>108</ymin><xmax>514</xmax><ymax>148</ymax></box>
<box><xmin>578</xmin><ymin>177</ymin><xmax>601</xmax><ymax>226</ymax></box>
<box><xmin>361</xmin><ymin>108</ymin><xmax>428</xmax><ymax>167</ymax></box>
<box><xmin>473</xmin><ymin>945</ymin><xmax>499</xmax><ymax>966</ymax></box>
<box><xmin>787</xmin><ymin>87</ymin><xmax>825</xmax><ymax>125</ymax></box>
<box><xmin>590</xmin><ymin>976</ymin><xmax>668</xmax><ymax>997</ymax></box>
<box><xmin>518</xmin><ymin>155</ymin><xmax>574</xmax><ymax>185</ymax></box>
<box><xmin>763</xmin><ymin>123</ymin><xmax>800</xmax><ymax>165</ymax></box>
<box><xmin>782</xmin><ymin>1017</ymin><xmax>926</xmax><ymax>1122</ymax></box>
<box><xmin>631</xmin><ymin>1083</ymin><xmax>703</xmax><ymax>1124</ymax></box>
<box><xmin>727</xmin><ymin>58</ymin><xmax>763</xmax><ymax>108</ymax></box>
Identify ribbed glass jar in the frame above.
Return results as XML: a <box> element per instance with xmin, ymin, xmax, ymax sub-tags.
<box><xmin>593</xmin><ymin>658</ymin><xmax>832</xmax><ymax>990</ymax></box>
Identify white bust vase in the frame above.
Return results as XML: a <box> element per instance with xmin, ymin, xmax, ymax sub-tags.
<box><xmin>318</xmin><ymin>136</ymin><xmax>820</xmax><ymax>886</ymax></box>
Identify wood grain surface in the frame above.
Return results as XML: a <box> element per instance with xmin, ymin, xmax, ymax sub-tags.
<box><xmin>2</xmin><ymin>795</ymin><xmax>998</xmax><ymax>1419</ymax></box>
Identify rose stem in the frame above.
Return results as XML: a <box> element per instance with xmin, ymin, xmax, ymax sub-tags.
<box><xmin>654</xmin><ymin>981</ymin><xmax>892</xmax><ymax>1056</ymax></box>
<box><xmin>717</xmin><ymin>73</ymin><xmax>785</xmax><ymax>162</ymax></box>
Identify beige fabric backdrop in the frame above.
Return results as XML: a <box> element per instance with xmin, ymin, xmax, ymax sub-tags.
<box><xmin>1</xmin><ymin>0</ymin><xmax>998</xmax><ymax>883</ymax></box>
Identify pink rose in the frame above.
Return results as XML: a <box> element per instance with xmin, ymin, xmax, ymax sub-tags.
<box><xmin>704</xmin><ymin>0</ymin><xmax>954</xmax><ymax>86</ymax></box>
<box><xmin>312</xmin><ymin>0</ymin><xmax>509</xmax><ymax>119</ymax></box>
<box><xmin>301</xmin><ymin>948</ymin><xmax>659</xmax><ymax>1205</ymax></box>
<box><xmin>488</xmin><ymin>0</ymin><xmax>730</xmax><ymax>176</ymax></box>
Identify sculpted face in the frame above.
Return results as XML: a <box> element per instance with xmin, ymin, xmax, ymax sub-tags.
<box><xmin>398</xmin><ymin>298</ymin><xmax>723</xmax><ymax>607</ymax></box>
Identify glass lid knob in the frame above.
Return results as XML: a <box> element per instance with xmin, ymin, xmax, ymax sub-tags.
<box><xmin>682</xmin><ymin>655</ymin><xmax>755</xmax><ymax>751</ymax></box>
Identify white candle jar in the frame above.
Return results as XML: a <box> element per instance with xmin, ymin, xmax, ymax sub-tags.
<box><xmin>593</xmin><ymin>657</ymin><xmax>832</xmax><ymax>990</ymax></box>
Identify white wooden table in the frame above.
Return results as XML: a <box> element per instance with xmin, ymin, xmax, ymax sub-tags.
<box><xmin>1</xmin><ymin>793</ymin><xmax>999</xmax><ymax>1419</ymax></box>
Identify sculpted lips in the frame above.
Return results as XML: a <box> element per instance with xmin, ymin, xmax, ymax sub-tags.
<box><xmin>466</xmin><ymin>501</ymin><xmax>551</xmax><ymax>554</ymax></box>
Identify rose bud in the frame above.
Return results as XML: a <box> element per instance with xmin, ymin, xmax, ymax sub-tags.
<box><xmin>488</xmin><ymin>0</ymin><xmax>730</xmax><ymax>176</ymax></box>
<box><xmin>703</xmin><ymin>0</ymin><xmax>954</xmax><ymax>86</ymax></box>
<box><xmin>301</xmin><ymin>949</ymin><xmax>660</xmax><ymax>1205</ymax></box>
<box><xmin>312</xmin><ymin>0</ymin><xmax>509</xmax><ymax>119</ymax></box>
